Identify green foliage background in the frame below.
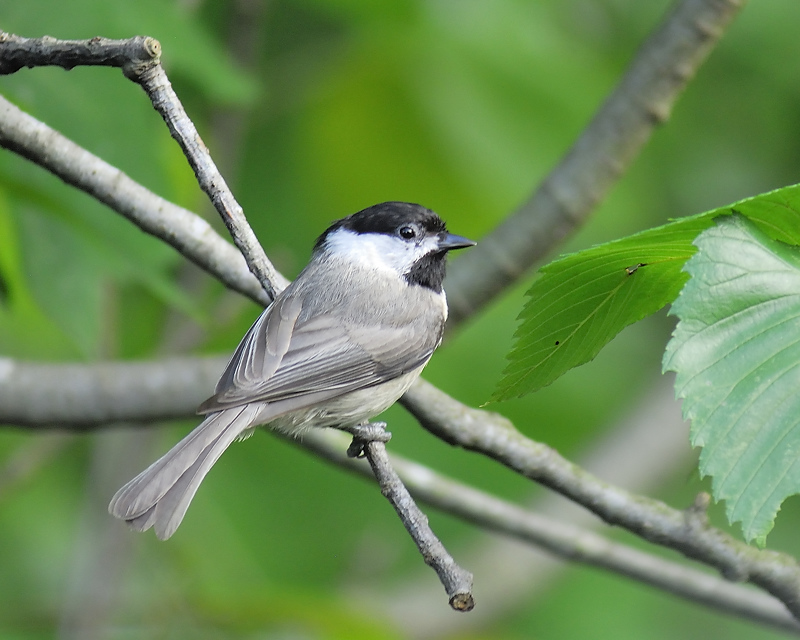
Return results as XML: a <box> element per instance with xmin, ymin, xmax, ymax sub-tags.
<box><xmin>2</xmin><ymin>0</ymin><xmax>800</xmax><ymax>637</ymax></box>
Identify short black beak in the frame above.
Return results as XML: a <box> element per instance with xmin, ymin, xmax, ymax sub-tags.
<box><xmin>438</xmin><ymin>232</ymin><xmax>476</xmax><ymax>251</ymax></box>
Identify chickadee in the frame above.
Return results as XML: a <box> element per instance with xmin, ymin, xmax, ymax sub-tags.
<box><xmin>109</xmin><ymin>201</ymin><xmax>475</xmax><ymax>539</ymax></box>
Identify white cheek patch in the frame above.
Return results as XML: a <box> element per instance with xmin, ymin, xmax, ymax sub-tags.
<box><xmin>325</xmin><ymin>229</ymin><xmax>438</xmax><ymax>277</ymax></box>
<box><xmin>413</xmin><ymin>236</ymin><xmax>441</xmax><ymax>266</ymax></box>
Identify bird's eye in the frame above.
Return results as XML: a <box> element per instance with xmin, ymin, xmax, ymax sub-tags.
<box><xmin>399</xmin><ymin>225</ymin><xmax>417</xmax><ymax>240</ymax></box>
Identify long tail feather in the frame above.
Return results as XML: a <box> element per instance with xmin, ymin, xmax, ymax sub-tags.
<box><xmin>108</xmin><ymin>404</ymin><xmax>260</xmax><ymax>540</ymax></box>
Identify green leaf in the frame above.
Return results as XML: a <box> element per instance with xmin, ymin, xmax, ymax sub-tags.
<box><xmin>664</xmin><ymin>215</ymin><xmax>800</xmax><ymax>545</ymax></box>
<box><xmin>492</xmin><ymin>213</ymin><xmax>715</xmax><ymax>401</ymax></box>
<box><xmin>494</xmin><ymin>183</ymin><xmax>800</xmax><ymax>401</ymax></box>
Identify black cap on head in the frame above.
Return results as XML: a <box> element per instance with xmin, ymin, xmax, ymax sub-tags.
<box><xmin>314</xmin><ymin>202</ymin><xmax>474</xmax><ymax>293</ymax></box>
<box><xmin>315</xmin><ymin>202</ymin><xmax>446</xmax><ymax>250</ymax></box>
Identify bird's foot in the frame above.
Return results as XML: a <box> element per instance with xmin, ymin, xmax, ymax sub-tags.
<box><xmin>345</xmin><ymin>421</ymin><xmax>392</xmax><ymax>458</ymax></box>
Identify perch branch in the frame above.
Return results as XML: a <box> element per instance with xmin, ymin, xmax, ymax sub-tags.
<box><xmin>0</xmin><ymin>33</ymin><xmax>156</xmax><ymax>74</ymax></box>
<box><xmin>0</xmin><ymin>34</ymin><xmax>474</xmax><ymax>603</ymax></box>
<box><xmin>346</xmin><ymin>423</ymin><xmax>474</xmax><ymax>612</ymax></box>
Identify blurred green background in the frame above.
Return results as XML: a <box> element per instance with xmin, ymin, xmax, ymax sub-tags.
<box><xmin>2</xmin><ymin>0</ymin><xmax>800</xmax><ymax>638</ymax></box>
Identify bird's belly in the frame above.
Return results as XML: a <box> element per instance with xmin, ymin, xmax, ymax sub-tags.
<box><xmin>266</xmin><ymin>367</ymin><xmax>424</xmax><ymax>437</ymax></box>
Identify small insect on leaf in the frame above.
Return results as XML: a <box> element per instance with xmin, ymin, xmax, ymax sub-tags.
<box><xmin>625</xmin><ymin>263</ymin><xmax>647</xmax><ymax>275</ymax></box>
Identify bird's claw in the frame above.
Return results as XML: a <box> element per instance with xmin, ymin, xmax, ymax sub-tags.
<box><xmin>345</xmin><ymin>421</ymin><xmax>392</xmax><ymax>458</ymax></box>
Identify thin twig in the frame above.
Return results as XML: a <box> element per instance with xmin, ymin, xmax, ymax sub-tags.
<box><xmin>444</xmin><ymin>0</ymin><xmax>746</xmax><ymax>326</ymax></box>
<box><xmin>0</xmin><ymin>95</ymin><xmax>273</xmax><ymax>307</ymax></box>
<box><xmin>0</xmin><ymin>33</ymin><xmax>156</xmax><ymax>75</ymax></box>
<box><xmin>131</xmin><ymin>57</ymin><xmax>283</xmax><ymax>301</ymax></box>
<box><xmin>0</xmin><ymin>31</ymin><xmax>285</xmax><ymax>302</ymax></box>
<box><xmin>347</xmin><ymin>423</ymin><xmax>474</xmax><ymax>611</ymax></box>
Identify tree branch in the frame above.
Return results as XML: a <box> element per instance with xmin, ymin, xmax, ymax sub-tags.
<box><xmin>0</xmin><ymin>95</ymin><xmax>273</xmax><ymax>307</ymax></box>
<box><xmin>0</xmin><ymin>356</ymin><xmax>225</xmax><ymax>428</ymax></box>
<box><xmin>0</xmin><ymin>32</ymin><xmax>475</xmax><ymax>607</ymax></box>
<box><xmin>131</xmin><ymin>50</ymin><xmax>284</xmax><ymax>301</ymax></box>
<box><xmin>445</xmin><ymin>0</ymin><xmax>745</xmax><ymax>325</ymax></box>
<box><xmin>299</xmin><ymin>429</ymin><xmax>800</xmax><ymax>635</ymax></box>
<box><xmin>401</xmin><ymin>379</ymin><xmax>800</xmax><ymax>621</ymax></box>
<box><xmin>0</xmin><ymin>33</ymin><xmax>156</xmax><ymax>75</ymax></box>
<box><xmin>0</xmin><ymin>31</ymin><xmax>287</xmax><ymax>302</ymax></box>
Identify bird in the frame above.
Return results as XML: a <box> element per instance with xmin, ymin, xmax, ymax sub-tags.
<box><xmin>108</xmin><ymin>201</ymin><xmax>475</xmax><ymax>539</ymax></box>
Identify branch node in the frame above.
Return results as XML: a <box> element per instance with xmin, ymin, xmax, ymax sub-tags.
<box><xmin>684</xmin><ymin>491</ymin><xmax>712</xmax><ymax>528</ymax></box>
<box><xmin>121</xmin><ymin>36</ymin><xmax>161</xmax><ymax>82</ymax></box>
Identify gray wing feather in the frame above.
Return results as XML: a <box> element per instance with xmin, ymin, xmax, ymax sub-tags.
<box><xmin>209</xmin><ymin>295</ymin><xmax>303</xmax><ymax>400</ymax></box>
<box><xmin>200</xmin><ymin>295</ymin><xmax>442</xmax><ymax>412</ymax></box>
